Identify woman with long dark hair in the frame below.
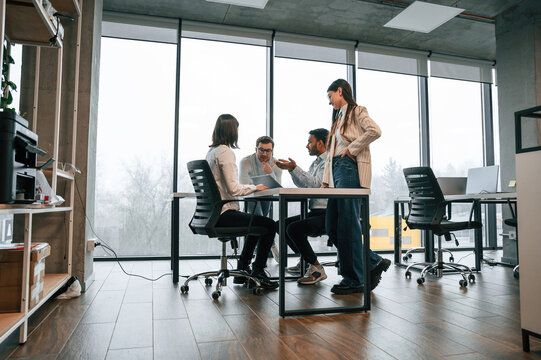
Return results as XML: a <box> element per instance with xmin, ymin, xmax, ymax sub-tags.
<box><xmin>206</xmin><ymin>114</ymin><xmax>278</xmax><ymax>289</ymax></box>
<box><xmin>322</xmin><ymin>79</ymin><xmax>390</xmax><ymax>294</ymax></box>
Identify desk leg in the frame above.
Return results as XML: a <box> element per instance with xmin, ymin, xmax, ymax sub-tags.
<box><xmin>474</xmin><ymin>201</ymin><xmax>483</xmax><ymax>271</ymax></box>
<box><xmin>394</xmin><ymin>202</ymin><xmax>402</xmax><ymax>265</ymax></box>
<box><xmin>279</xmin><ymin>196</ymin><xmax>287</xmax><ymax>317</ymax></box>
<box><xmin>173</xmin><ymin>197</ymin><xmax>180</xmax><ymax>283</ymax></box>
<box><xmin>362</xmin><ymin>196</ymin><xmax>371</xmax><ymax>310</ymax></box>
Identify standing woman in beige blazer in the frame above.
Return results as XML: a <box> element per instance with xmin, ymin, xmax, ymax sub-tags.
<box><xmin>322</xmin><ymin>79</ymin><xmax>390</xmax><ymax>294</ymax></box>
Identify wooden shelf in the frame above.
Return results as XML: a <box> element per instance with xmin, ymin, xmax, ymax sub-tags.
<box><xmin>51</xmin><ymin>0</ymin><xmax>81</xmax><ymax>16</ymax></box>
<box><xmin>0</xmin><ymin>206</ymin><xmax>72</xmax><ymax>215</ymax></box>
<box><xmin>0</xmin><ymin>313</ymin><xmax>25</xmax><ymax>344</ymax></box>
<box><xmin>5</xmin><ymin>0</ymin><xmax>62</xmax><ymax>46</ymax></box>
<box><xmin>28</xmin><ymin>274</ymin><xmax>69</xmax><ymax>317</ymax></box>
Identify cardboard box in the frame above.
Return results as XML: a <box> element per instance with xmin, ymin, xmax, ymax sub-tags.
<box><xmin>0</xmin><ymin>243</ymin><xmax>50</xmax><ymax>313</ymax></box>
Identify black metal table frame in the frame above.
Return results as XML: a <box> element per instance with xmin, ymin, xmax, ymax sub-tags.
<box><xmin>393</xmin><ymin>194</ymin><xmax>517</xmax><ymax>272</ymax></box>
<box><xmin>259</xmin><ymin>189</ymin><xmax>372</xmax><ymax>317</ymax></box>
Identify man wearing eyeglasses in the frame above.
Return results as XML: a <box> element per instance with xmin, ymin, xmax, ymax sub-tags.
<box><xmin>239</xmin><ymin>136</ymin><xmax>282</xmax><ymax>263</ymax></box>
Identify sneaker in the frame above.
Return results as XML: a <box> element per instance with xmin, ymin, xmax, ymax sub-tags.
<box><xmin>298</xmin><ymin>264</ymin><xmax>327</xmax><ymax>285</ymax></box>
<box><xmin>286</xmin><ymin>260</ymin><xmax>301</xmax><ymax>274</ymax></box>
<box><xmin>250</xmin><ymin>268</ymin><xmax>279</xmax><ymax>290</ymax></box>
<box><xmin>370</xmin><ymin>258</ymin><xmax>391</xmax><ymax>291</ymax></box>
<box><xmin>233</xmin><ymin>263</ymin><xmax>251</xmax><ymax>285</ymax></box>
<box><xmin>330</xmin><ymin>282</ymin><xmax>363</xmax><ymax>295</ymax></box>
<box><xmin>271</xmin><ymin>243</ymin><xmax>280</xmax><ymax>263</ymax></box>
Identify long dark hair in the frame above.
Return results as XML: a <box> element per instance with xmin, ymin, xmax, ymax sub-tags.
<box><xmin>210</xmin><ymin>114</ymin><xmax>239</xmax><ymax>148</ymax></box>
<box><xmin>327</xmin><ymin>79</ymin><xmax>357</xmax><ymax>147</ymax></box>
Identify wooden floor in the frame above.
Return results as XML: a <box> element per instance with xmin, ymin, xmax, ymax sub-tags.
<box><xmin>1</xmin><ymin>254</ymin><xmax>541</xmax><ymax>360</ymax></box>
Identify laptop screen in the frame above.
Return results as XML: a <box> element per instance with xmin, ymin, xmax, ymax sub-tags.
<box><xmin>466</xmin><ymin>165</ymin><xmax>499</xmax><ymax>194</ymax></box>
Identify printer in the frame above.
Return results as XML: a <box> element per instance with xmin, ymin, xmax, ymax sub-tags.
<box><xmin>0</xmin><ymin>112</ymin><xmax>45</xmax><ymax>204</ymax></box>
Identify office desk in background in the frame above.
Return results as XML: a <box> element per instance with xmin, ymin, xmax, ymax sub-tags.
<box><xmin>394</xmin><ymin>192</ymin><xmax>517</xmax><ymax>271</ymax></box>
<box><xmin>250</xmin><ymin>187</ymin><xmax>371</xmax><ymax>317</ymax></box>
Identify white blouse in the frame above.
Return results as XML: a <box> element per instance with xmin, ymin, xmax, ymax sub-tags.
<box><xmin>206</xmin><ymin>145</ymin><xmax>257</xmax><ymax>214</ymax></box>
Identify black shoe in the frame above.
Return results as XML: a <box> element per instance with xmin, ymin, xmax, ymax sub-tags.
<box><xmin>370</xmin><ymin>258</ymin><xmax>391</xmax><ymax>291</ymax></box>
<box><xmin>233</xmin><ymin>263</ymin><xmax>251</xmax><ymax>284</ymax></box>
<box><xmin>250</xmin><ymin>268</ymin><xmax>279</xmax><ymax>290</ymax></box>
<box><xmin>330</xmin><ymin>282</ymin><xmax>363</xmax><ymax>295</ymax></box>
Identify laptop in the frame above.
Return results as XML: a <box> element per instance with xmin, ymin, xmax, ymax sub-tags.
<box><xmin>437</xmin><ymin>177</ymin><xmax>467</xmax><ymax>195</ymax></box>
<box><xmin>250</xmin><ymin>174</ymin><xmax>282</xmax><ymax>189</ymax></box>
<box><xmin>466</xmin><ymin>165</ymin><xmax>499</xmax><ymax>194</ymax></box>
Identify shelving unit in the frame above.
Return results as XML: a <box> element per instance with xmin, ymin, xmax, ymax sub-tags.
<box><xmin>0</xmin><ymin>0</ymin><xmax>83</xmax><ymax>345</ymax></box>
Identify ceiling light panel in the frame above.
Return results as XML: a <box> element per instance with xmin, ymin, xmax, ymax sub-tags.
<box><xmin>206</xmin><ymin>0</ymin><xmax>269</xmax><ymax>9</ymax></box>
<box><xmin>384</xmin><ymin>1</ymin><xmax>464</xmax><ymax>33</ymax></box>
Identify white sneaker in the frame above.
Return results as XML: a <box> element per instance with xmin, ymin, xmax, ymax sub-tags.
<box><xmin>271</xmin><ymin>243</ymin><xmax>280</xmax><ymax>263</ymax></box>
<box><xmin>297</xmin><ymin>264</ymin><xmax>327</xmax><ymax>285</ymax></box>
<box><xmin>287</xmin><ymin>259</ymin><xmax>301</xmax><ymax>274</ymax></box>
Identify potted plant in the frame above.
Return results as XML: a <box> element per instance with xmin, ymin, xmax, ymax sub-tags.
<box><xmin>1</xmin><ymin>43</ymin><xmax>17</xmax><ymax>113</ymax></box>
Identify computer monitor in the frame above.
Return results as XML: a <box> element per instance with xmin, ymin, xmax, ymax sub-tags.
<box><xmin>466</xmin><ymin>165</ymin><xmax>499</xmax><ymax>194</ymax></box>
<box><xmin>437</xmin><ymin>177</ymin><xmax>467</xmax><ymax>195</ymax></box>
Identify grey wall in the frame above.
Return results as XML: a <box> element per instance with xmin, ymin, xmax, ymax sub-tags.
<box><xmin>495</xmin><ymin>0</ymin><xmax>541</xmax><ymax>263</ymax></box>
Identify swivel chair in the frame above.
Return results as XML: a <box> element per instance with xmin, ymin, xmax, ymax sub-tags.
<box><xmin>402</xmin><ymin>167</ymin><xmax>482</xmax><ymax>287</ymax></box>
<box><xmin>503</xmin><ymin>200</ymin><xmax>519</xmax><ymax>278</ymax></box>
<box><xmin>180</xmin><ymin>160</ymin><xmax>265</xmax><ymax>299</ymax></box>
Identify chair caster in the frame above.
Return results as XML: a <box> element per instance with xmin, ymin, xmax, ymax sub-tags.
<box><xmin>417</xmin><ymin>277</ymin><xmax>425</xmax><ymax>285</ymax></box>
<box><xmin>205</xmin><ymin>277</ymin><xmax>213</xmax><ymax>286</ymax></box>
<box><xmin>180</xmin><ymin>285</ymin><xmax>189</xmax><ymax>294</ymax></box>
<box><xmin>403</xmin><ymin>256</ymin><xmax>409</xmax><ymax>262</ymax></box>
<box><xmin>211</xmin><ymin>291</ymin><xmax>221</xmax><ymax>300</ymax></box>
<box><xmin>449</xmin><ymin>256</ymin><xmax>454</xmax><ymax>262</ymax></box>
<box><xmin>405</xmin><ymin>271</ymin><xmax>412</xmax><ymax>279</ymax></box>
<box><xmin>459</xmin><ymin>279</ymin><xmax>468</xmax><ymax>287</ymax></box>
<box><xmin>252</xmin><ymin>287</ymin><xmax>263</xmax><ymax>295</ymax></box>
<box><xmin>513</xmin><ymin>271</ymin><xmax>519</xmax><ymax>279</ymax></box>
<box><xmin>468</xmin><ymin>274</ymin><xmax>475</xmax><ymax>283</ymax></box>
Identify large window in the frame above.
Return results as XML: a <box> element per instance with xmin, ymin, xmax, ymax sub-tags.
<box><xmin>95</xmin><ymin>38</ymin><xmax>177</xmax><ymax>256</ymax></box>
<box><xmin>356</xmin><ymin>69</ymin><xmax>421</xmax><ymax>251</ymax></box>
<box><xmin>429</xmin><ymin>77</ymin><xmax>484</xmax><ymax>247</ymax></box>
<box><xmin>178</xmin><ymin>38</ymin><xmax>267</xmax><ymax>255</ymax></box>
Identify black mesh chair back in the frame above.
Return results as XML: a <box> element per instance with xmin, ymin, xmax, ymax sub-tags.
<box><xmin>187</xmin><ymin>160</ymin><xmax>223</xmax><ymax>237</ymax></box>
<box><xmin>403</xmin><ymin>167</ymin><xmax>446</xmax><ymax>231</ymax></box>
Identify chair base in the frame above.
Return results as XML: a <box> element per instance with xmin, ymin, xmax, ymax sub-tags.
<box><xmin>404</xmin><ymin>235</ymin><xmax>475</xmax><ymax>288</ymax></box>
<box><xmin>402</xmin><ymin>247</ymin><xmax>455</xmax><ymax>262</ymax></box>
<box><xmin>179</xmin><ymin>242</ymin><xmax>263</xmax><ymax>299</ymax></box>
<box><xmin>513</xmin><ymin>264</ymin><xmax>519</xmax><ymax>279</ymax></box>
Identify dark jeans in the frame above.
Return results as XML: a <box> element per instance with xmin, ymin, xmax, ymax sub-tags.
<box><xmin>326</xmin><ymin>156</ymin><xmax>381</xmax><ymax>287</ymax></box>
<box><xmin>276</xmin><ymin>209</ymin><xmax>326</xmax><ymax>265</ymax></box>
<box><xmin>215</xmin><ymin>210</ymin><xmax>275</xmax><ymax>271</ymax></box>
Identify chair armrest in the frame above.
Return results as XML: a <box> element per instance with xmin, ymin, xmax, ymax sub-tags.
<box><xmin>468</xmin><ymin>199</ymin><xmax>480</xmax><ymax>223</ymax></box>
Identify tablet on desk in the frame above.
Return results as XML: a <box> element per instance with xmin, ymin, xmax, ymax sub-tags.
<box><xmin>250</xmin><ymin>174</ymin><xmax>282</xmax><ymax>189</ymax></box>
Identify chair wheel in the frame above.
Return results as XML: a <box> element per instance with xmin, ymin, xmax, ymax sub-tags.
<box><xmin>403</xmin><ymin>256</ymin><xmax>409</xmax><ymax>262</ymax></box>
<box><xmin>211</xmin><ymin>291</ymin><xmax>221</xmax><ymax>299</ymax></box>
<box><xmin>405</xmin><ymin>271</ymin><xmax>411</xmax><ymax>279</ymax></box>
<box><xmin>513</xmin><ymin>271</ymin><xmax>519</xmax><ymax>279</ymax></box>
<box><xmin>408</xmin><ymin>253</ymin><xmax>413</xmax><ymax>258</ymax></box>
<box><xmin>252</xmin><ymin>287</ymin><xmax>263</xmax><ymax>295</ymax></box>
<box><xmin>468</xmin><ymin>274</ymin><xmax>475</xmax><ymax>282</ymax></box>
<box><xmin>417</xmin><ymin>277</ymin><xmax>425</xmax><ymax>285</ymax></box>
<box><xmin>205</xmin><ymin>277</ymin><xmax>213</xmax><ymax>286</ymax></box>
<box><xmin>459</xmin><ymin>279</ymin><xmax>468</xmax><ymax>287</ymax></box>
<box><xmin>449</xmin><ymin>257</ymin><xmax>454</xmax><ymax>262</ymax></box>
<box><xmin>180</xmin><ymin>285</ymin><xmax>189</xmax><ymax>294</ymax></box>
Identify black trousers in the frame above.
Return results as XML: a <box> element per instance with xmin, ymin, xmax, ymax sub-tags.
<box><xmin>277</xmin><ymin>209</ymin><xmax>326</xmax><ymax>265</ymax></box>
<box><xmin>215</xmin><ymin>210</ymin><xmax>275</xmax><ymax>271</ymax></box>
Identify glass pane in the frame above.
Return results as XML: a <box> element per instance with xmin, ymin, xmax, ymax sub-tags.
<box><xmin>356</xmin><ymin>69</ymin><xmax>421</xmax><ymax>251</ymax></box>
<box><xmin>95</xmin><ymin>38</ymin><xmax>176</xmax><ymax>257</ymax></box>
<box><xmin>8</xmin><ymin>44</ymin><xmax>22</xmax><ymax>113</ymax></box>
<box><xmin>178</xmin><ymin>38</ymin><xmax>267</xmax><ymax>256</ymax></box>
<box><xmin>429</xmin><ymin>77</ymin><xmax>483</xmax><ymax>248</ymax></box>
<box><xmin>274</xmin><ymin>58</ymin><xmax>347</xmax><ymax>254</ymax></box>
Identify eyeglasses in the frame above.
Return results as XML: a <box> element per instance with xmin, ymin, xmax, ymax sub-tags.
<box><xmin>257</xmin><ymin>147</ymin><xmax>273</xmax><ymax>154</ymax></box>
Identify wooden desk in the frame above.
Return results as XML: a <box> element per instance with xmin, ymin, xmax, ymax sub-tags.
<box><xmin>393</xmin><ymin>192</ymin><xmax>517</xmax><ymax>271</ymax></box>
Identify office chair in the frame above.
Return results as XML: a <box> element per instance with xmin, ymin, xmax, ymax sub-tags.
<box><xmin>180</xmin><ymin>160</ymin><xmax>265</xmax><ymax>299</ymax></box>
<box><xmin>503</xmin><ymin>200</ymin><xmax>519</xmax><ymax>278</ymax></box>
<box><xmin>402</xmin><ymin>167</ymin><xmax>482</xmax><ymax>287</ymax></box>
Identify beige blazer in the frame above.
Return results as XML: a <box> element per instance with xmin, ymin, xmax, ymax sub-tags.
<box><xmin>323</xmin><ymin>105</ymin><xmax>381</xmax><ymax>189</ymax></box>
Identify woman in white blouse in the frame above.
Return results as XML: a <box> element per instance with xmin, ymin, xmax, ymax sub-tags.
<box><xmin>206</xmin><ymin>114</ymin><xmax>278</xmax><ymax>289</ymax></box>
<box><xmin>323</xmin><ymin>79</ymin><xmax>390</xmax><ymax>295</ymax></box>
